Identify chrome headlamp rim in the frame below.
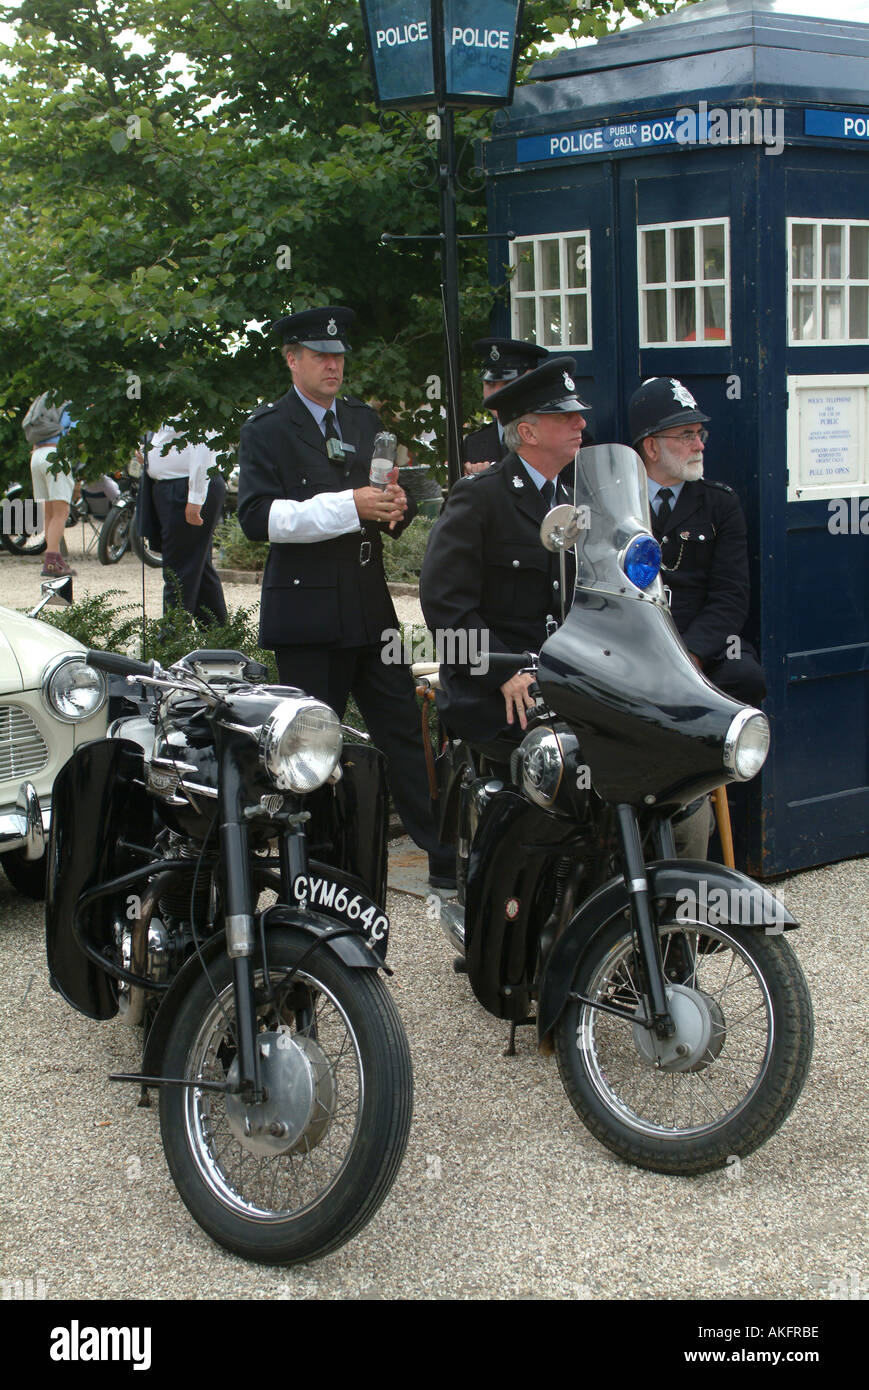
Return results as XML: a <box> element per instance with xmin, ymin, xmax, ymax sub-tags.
<box><xmin>40</xmin><ymin>651</ymin><xmax>108</xmax><ymax>723</ymax></box>
<box><xmin>258</xmin><ymin>696</ymin><xmax>343</xmax><ymax>793</ymax></box>
<box><xmin>723</xmin><ymin>707</ymin><xmax>770</xmax><ymax>781</ymax></box>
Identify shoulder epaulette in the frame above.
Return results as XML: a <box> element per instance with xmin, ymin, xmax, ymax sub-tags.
<box><xmin>703</xmin><ymin>478</ymin><xmax>735</xmax><ymax>495</ymax></box>
<box><xmin>244</xmin><ymin>400</ymin><xmax>278</xmax><ymax>424</ymax></box>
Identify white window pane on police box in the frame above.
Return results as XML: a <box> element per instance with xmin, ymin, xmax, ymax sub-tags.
<box><xmin>515</xmin><ymin>296</ymin><xmax>537</xmax><ymax>342</ymax></box>
<box><xmin>539</xmin><ymin>239</ymin><xmax>560</xmax><ymax>293</ymax></box>
<box><xmin>822</xmin><ymin>287</ymin><xmax>843</xmax><ymax>339</ymax></box>
<box><xmin>645</xmin><ymin>288</ymin><xmax>667</xmax><ymax>343</ymax></box>
<box><xmin>644</xmin><ymin>228</ymin><xmax>667</xmax><ymax>285</ymax></box>
<box><xmin>703</xmin><ymin>285</ymin><xmax>726</xmax><ymax>340</ymax></box>
<box><xmin>850</xmin><ymin>286</ymin><xmax>869</xmax><ymax>339</ymax></box>
<box><xmin>567</xmin><ymin>238</ymin><xmax>587</xmax><ymax>290</ymax></box>
<box><xmin>515</xmin><ymin>244</ymin><xmax>535</xmax><ymax>294</ymax></box>
<box><xmin>792</xmin><ymin>287</ymin><xmax>816</xmax><ymax>341</ymax></box>
<box><xmin>674</xmin><ymin>286</ymin><xmax>696</xmax><ymax>341</ymax></box>
<box><xmin>821</xmin><ymin>224</ymin><xmax>843</xmax><ymax>280</ymax></box>
<box><xmin>792</xmin><ymin>223</ymin><xmax>815</xmax><ymax>282</ymax></box>
<box><xmin>702</xmin><ymin>223</ymin><xmax>726</xmax><ymax>280</ymax></box>
<box><xmin>567</xmin><ymin>295</ymin><xmax>588</xmax><ymax>347</ymax></box>
<box><xmin>674</xmin><ymin>226</ymin><xmax>695</xmax><ymax>283</ymax></box>
<box><xmin>850</xmin><ymin>226</ymin><xmax>869</xmax><ymax>281</ymax></box>
<box><xmin>543</xmin><ymin>302</ymin><xmax>563</xmax><ymax>347</ymax></box>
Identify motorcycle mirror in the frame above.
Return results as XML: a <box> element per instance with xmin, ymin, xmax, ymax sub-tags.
<box><xmin>28</xmin><ymin>576</ymin><xmax>73</xmax><ymax>618</ymax></box>
<box><xmin>540</xmin><ymin>503</ymin><xmax>585</xmax><ymax>553</ymax></box>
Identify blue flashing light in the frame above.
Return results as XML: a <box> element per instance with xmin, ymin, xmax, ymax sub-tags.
<box><xmin>623</xmin><ymin>534</ymin><xmax>662</xmax><ymax>589</ymax></box>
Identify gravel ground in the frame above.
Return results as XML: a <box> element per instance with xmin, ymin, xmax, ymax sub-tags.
<box><xmin>0</xmin><ymin>545</ymin><xmax>865</xmax><ymax>1303</ymax></box>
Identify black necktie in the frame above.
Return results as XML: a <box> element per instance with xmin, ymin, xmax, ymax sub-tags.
<box><xmin>540</xmin><ymin>480</ymin><xmax>555</xmax><ymax>509</ymax></box>
<box><xmin>323</xmin><ymin>408</ymin><xmax>339</xmax><ymax>442</ymax></box>
<box><xmin>655</xmin><ymin>487</ymin><xmax>673</xmax><ymax>533</ymax></box>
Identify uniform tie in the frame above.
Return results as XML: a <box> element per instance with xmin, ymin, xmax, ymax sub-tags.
<box><xmin>540</xmin><ymin>479</ymin><xmax>555</xmax><ymax>509</ymax></box>
<box><xmin>655</xmin><ymin>487</ymin><xmax>673</xmax><ymax>533</ymax></box>
<box><xmin>323</xmin><ymin>408</ymin><xmax>339</xmax><ymax>442</ymax></box>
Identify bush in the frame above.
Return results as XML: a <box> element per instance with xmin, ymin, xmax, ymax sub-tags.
<box><xmin>213</xmin><ymin>511</ymin><xmax>434</xmax><ymax>583</ymax></box>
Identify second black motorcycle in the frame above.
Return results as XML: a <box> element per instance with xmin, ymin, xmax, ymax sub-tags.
<box><xmin>425</xmin><ymin>445</ymin><xmax>813</xmax><ymax>1176</ymax></box>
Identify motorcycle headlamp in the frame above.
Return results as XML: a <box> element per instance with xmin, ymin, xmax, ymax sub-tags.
<box><xmin>619</xmin><ymin>534</ymin><xmax>662</xmax><ymax>590</ymax></box>
<box><xmin>723</xmin><ymin>709</ymin><xmax>770</xmax><ymax>781</ymax></box>
<box><xmin>41</xmin><ymin>653</ymin><xmax>108</xmax><ymax>723</ymax></box>
<box><xmin>518</xmin><ymin>727</ymin><xmax>565</xmax><ymax>808</ymax></box>
<box><xmin>258</xmin><ymin>697</ymin><xmax>343</xmax><ymax>792</ymax></box>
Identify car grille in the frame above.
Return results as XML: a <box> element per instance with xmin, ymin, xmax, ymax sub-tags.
<box><xmin>0</xmin><ymin>705</ymin><xmax>49</xmax><ymax>781</ymax></box>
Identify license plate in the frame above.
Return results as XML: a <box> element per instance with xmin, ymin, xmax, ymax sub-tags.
<box><xmin>291</xmin><ymin>874</ymin><xmax>389</xmax><ymax>954</ymax></box>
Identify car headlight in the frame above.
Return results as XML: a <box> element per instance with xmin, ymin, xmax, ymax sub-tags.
<box><xmin>723</xmin><ymin>709</ymin><xmax>770</xmax><ymax>781</ymax></box>
<box><xmin>41</xmin><ymin>653</ymin><xmax>108</xmax><ymax>723</ymax></box>
<box><xmin>259</xmin><ymin>697</ymin><xmax>343</xmax><ymax>792</ymax></box>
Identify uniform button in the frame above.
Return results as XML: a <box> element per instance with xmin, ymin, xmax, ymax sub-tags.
<box><xmin>293</xmin><ymin>579</ymin><xmax>300</xmax><ymax>586</ymax></box>
<box><xmin>301</xmin><ymin>477</ymin><xmax>307</xmax><ymax>484</ymax></box>
<box><xmin>512</xmin><ymin>560</ymin><xmax>520</xmax><ymax>568</ymax></box>
<box><xmin>266</xmin><ymin>402</ymin><xmax>273</xmax><ymax>408</ymax></box>
<box><xmin>553</xmin><ymin>580</ymin><xmax>559</xmax><ymax>590</ymax></box>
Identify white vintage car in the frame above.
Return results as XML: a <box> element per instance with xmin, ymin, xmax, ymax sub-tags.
<box><xmin>0</xmin><ymin>599</ymin><xmax>108</xmax><ymax>897</ymax></box>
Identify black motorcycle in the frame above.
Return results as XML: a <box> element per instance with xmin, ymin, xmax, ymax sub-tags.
<box><xmin>37</xmin><ymin>647</ymin><xmax>413</xmax><ymax>1264</ymax></box>
<box><xmin>426</xmin><ymin>444</ymin><xmax>813</xmax><ymax>1175</ymax></box>
<box><xmin>98</xmin><ymin>456</ymin><xmax>162</xmax><ymax>568</ymax></box>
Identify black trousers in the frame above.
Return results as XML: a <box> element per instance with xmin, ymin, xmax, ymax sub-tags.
<box><xmin>152</xmin><ymin>475</ymin><xmax>228</xmax><ymax>626</ymax></box>
<box><xmin>275</xmin><ymin>643</ymin><xmax>446</xmax><ymax>861</ymax></box>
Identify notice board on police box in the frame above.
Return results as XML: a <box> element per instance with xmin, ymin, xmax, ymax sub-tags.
<box><xmin>786</xmin><ymin>375</ymin><xmax>869</xmax><ymax>501</ymax></box>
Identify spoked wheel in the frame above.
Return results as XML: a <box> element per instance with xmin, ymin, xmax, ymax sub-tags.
<box><xmin>159</xmin><ymin>927</ymin><xmax>413</xmax><ymax>1264</ymax></box>
<box><xmin>129</xmin><ymin>514</ymin><xmax>162</xmax><ymax>568</ymax></box>
<box><xmin>97</xmin><ymin>505</ymin><xmax>131</xmax><ymax>564</ymax></box>
<box><xmin>554</xmin><ymin>917</ymin><xmax>813</xmax><ymax>1174</ymax></box>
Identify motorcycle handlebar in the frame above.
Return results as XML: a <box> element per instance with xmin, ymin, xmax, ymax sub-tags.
<box><xmin>477</xmin><ymin>651</ymin><xmax>537</xmax><ymax>678</ymax></box>
<box><xmin>86</xmin><ymin>650</ymin><xmax>157</xmax><ymax>680</ymax></box>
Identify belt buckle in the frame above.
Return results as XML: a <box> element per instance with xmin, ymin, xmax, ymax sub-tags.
<box><xmin>359</xmin><ymin>540</ymin><xmax>372</xmax><ymax>566</ymax></box>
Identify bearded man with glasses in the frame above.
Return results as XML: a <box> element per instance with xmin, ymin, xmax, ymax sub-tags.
<box><xmin>628</xmin><ymin>376</ymin><xmax>766</xmax><ymax>708</ymax></box>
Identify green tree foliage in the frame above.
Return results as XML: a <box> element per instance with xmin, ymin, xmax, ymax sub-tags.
<box><xmin>0</xmin><ymin>1</ymin><xmax>686</xmax><ymax>487</ymax></box>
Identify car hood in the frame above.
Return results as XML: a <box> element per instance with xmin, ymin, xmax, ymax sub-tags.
<box><xmin>0</xmin><ymin>604</ymin><xmax>86</xmax><ymax>695</ymax></box>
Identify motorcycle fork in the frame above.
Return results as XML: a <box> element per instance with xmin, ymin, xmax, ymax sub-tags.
<box><xmin>276</xmin><ymin>812</ymin><xmax>317</xmax><ymax>1037</ymax></box>
<box><xmin>615</xmin><ymin>804</ymin><xmax>675</xmax><ymax>1039</ymax></box>
<box><xmin>217</xmin><ymin>738</ymin><xmax>263</xmax><ymax>1099</ymax></box>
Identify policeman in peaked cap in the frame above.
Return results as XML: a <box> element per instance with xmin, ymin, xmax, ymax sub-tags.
<box><xmin>237</xmin><ymin>303</ymin><xmax>456</xmax><ymax>886</ymax></box>
<box><xmin>628</xmin><ymin>375</ymin><xmax>765</xmax><ymax>711</ymax></box>
<box><xmin>461</xmin><ymin>337</ymin><xmax>549</xmax><ymax>474</ymax></box>
<box><xmin>421</xmin><ymin>357</ymin><xmax>588</xmax><ymax>750</ymax></box>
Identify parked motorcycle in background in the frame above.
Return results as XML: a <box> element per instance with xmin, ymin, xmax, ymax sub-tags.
<box><xmin>427</xmin><ymin>444</ymin><xmax>813</xmax><ymax>1175</ymax></box>
<box><xmin>34</xmin><ymin>647</ymin><xmax>413</xmax><ymax>1263</ymax></box>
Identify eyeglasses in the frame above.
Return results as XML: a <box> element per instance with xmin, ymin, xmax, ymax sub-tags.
<box><xmin>655</xmin><ymin>428</ymin><xmax>709</xmax><ymax>444</ymax></box>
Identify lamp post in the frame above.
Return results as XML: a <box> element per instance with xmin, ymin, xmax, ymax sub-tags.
<box><xmin>359</xmin><ymin>1</ymin><xmax>524</xmax><ymax>486</ymax></box>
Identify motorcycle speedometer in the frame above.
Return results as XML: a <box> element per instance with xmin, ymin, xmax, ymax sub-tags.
<box><xmin>41</xmin><ymin>653</ymin><xmax>108</xmax><ymax>723</ymax></box>
<box><xmin>259</xmin><ymin>697</ymin><xmax>343</xmax><ymax>792</ymax></box>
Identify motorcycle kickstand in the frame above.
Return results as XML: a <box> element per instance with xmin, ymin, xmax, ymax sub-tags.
<box><xmin>503</xmin><ymin>1017</ymin><xmax>535</xmax><ymax>1057</ymax></box>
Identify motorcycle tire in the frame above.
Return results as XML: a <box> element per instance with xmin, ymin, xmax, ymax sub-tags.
<box><xmin>159</xmin><ymin>925</ymin><xmax>413</xmax><ymax>1264</ymax></box>
<box><xmin>129</xmin><ymin>515</ymin><xmax>162</xmax><ymax>568</ymax></box>
<box><xmin>554</xmin><ymin>915</ymin><xmax>813</xmax><ymax>1175</ymax></box>
<box><xmin>1</xmin><ymin>849</ymin><xmax>48</xmax><ymax>899</ymax></box>
<box><xmin>97</xmin><ymin>505</ymin><xmax>131</xmax><ymax>565</ymax></box>
<box><xmin>0</xmin><ymin>527</ymin><xmax>47</xmax><ymax>556</ymax></box>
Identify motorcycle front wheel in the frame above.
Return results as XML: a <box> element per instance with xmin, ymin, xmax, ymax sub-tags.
<box><xmin>97</xmin><ymin>504</ymin><xmax>131</xmax><ymax>564</ymax></box>
<box><xmin>129</xmin><ymin>514</ymin><xmax>162</xmax><ymax>568</ymax></box>
<box><xmin>554</xmin><ymin>917</ymin><xmax>813</xmax><ymax>1175</ymax></box>
<box><xmin>159</xmin><ymin>926</ymin><xmax>413</xmax><ymax>1264</ymax></box>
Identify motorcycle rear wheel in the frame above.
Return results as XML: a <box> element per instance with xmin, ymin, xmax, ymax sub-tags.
<box><xmin>159</xmin><ymin>926</ymin><xmax>413</xmax><ymax>1264</ymax></box>
<box><xmin>97</xmin><ymin>505</ymin><xmax>131</xmax><ymax>564</ymax></box>
<box><xmin>554</xmin><ymin>917</ymin><xmax>813</xmax><ymax>1175</ymax></box>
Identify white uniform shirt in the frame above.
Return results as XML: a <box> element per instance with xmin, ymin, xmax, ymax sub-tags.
<box><xmin>146</xmin><ymin>423</ymin><xmax>220</xmax><ymax>506</ymax></box>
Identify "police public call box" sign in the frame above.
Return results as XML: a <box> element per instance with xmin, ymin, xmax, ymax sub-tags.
<box><xmin>359</xmin><ymin>0</ymin><xmax>524</xmax><ymax>109</ymax></box>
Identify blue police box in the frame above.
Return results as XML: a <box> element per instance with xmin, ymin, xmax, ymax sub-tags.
<box><xmin>480</xmin><ymin>0</ymin><xmax>869</xmax><ymax>876</ymax></box>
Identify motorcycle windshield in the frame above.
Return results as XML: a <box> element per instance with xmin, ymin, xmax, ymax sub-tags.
<box><xmin>572</xmin><ymin>444</ymin><xmax>666</xmax><ymax>603</ymax></box>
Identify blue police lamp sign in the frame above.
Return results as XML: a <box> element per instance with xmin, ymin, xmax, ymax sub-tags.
<box><xmin>359</xmin><ymin>0</ymin><xmax>524</xmax><ymax>109</ymax></box>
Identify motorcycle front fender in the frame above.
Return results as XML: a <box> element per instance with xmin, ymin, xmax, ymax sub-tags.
<box><xmin>142</xmin><ymin>907</ymin><xmax>380</xmax><ymax>1079</ymax></box>
<box><xmin>536</xmin><ymin>861</ymin><xmax>798</xmax><ymax>1042</ymax></box>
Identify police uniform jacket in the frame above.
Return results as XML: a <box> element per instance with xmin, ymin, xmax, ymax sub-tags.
<box><xmin>419</xmin><ymin>455</ymin><xmax>575</xmax><ymax>742</ymax></box>
<box><xmin>237</xmin><ymin>388</ymin><xmax>415</xmax><ymax>650</ymax></box>
<box><xmin>461</xmin><ymin>420</ymin><xmax>505</xmax><ymax>467</ymax></box>
<box><xmin>652</xmin><ymin>477</ymin><xmax>751</xmax><ymax>663</ymax></box>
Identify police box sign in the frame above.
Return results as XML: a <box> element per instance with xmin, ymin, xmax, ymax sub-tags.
<box><xmin>805</xmin><ymin>109</ymin><xmax>869</xmax><ymax>141</ymax></box>
<box><xmin>359</xmin><ymin>0</ymin><xmax>523</xmax><ymax>109</ymax></box>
